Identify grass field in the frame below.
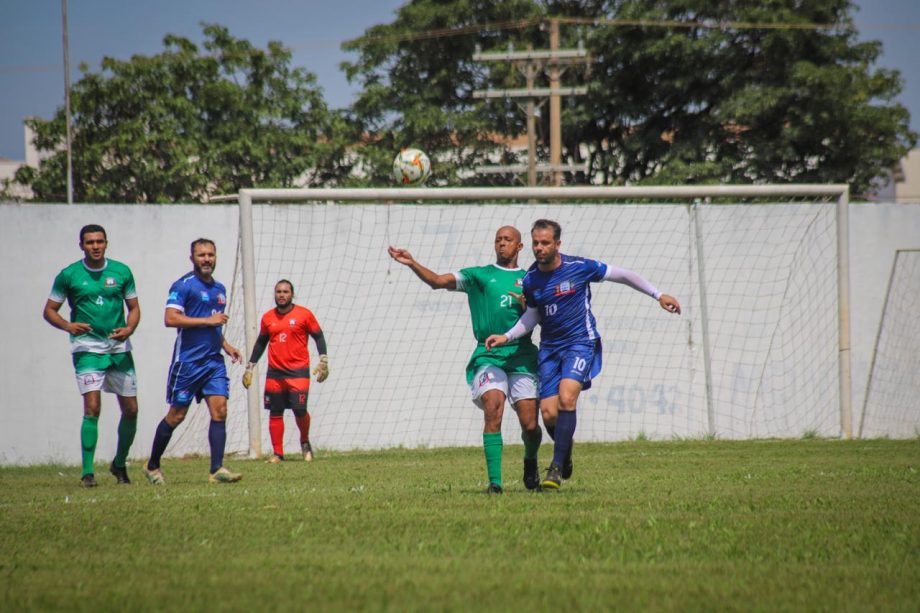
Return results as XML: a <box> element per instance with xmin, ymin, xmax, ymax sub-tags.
<box><xmin>1</xmin><ymin>439</ymin><xmax>918</xmax><ymax>611</ymax></box>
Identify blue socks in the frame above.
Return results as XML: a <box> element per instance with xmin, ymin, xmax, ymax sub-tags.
<box><xmin>552</xmin><ymin>410</ymin><xmax>576</xmax><ymax>468</ymax></box>
<box><xmin>208</xmin><ymin>420</ymin><xmax>226</xmax><ymax>474</ymax></box>
<box><xmin>147</xmin><ymin>419</ymin><xmax>175</xmax><ymax>471</ymax></box>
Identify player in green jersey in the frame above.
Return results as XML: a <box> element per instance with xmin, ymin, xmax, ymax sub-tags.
<box><xmin>43</xmin><ymin>224</ymin><xmax>141</xmax><ymax>487</ymax></box>
<box><xmin>388</xmin><ymin>226</ymin><xmax>542</xmax><ymax>493</ymax></box>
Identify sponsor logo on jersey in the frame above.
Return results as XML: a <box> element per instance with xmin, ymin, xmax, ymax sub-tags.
<box><xmin>217</xmin><ymin>293</ymin><xmax>226</xmax><ymax>305</ymax></box>
<box><xmin>289</xmin><ymin>319</ymin><xmax>297</xmax><ymax>326</ymax></box>
<box><xmin>105</xmin><ymin>277</ymin><xmax>117</xmax><ymax>287</ymax></box>
<box><xmin>95</xmin><ymin>296</ymin><xmax>104</xmax><ymax>305</ymax></box>
<box><xmin>554</xmin><ymin>280</ymin><xmax>576</xmax><ymax>297</ymax></box>
<box><xmin>200</xmin><ymin>291</ymin><xmax>210</xmax><ymax>302</ymax></box>
<box><xmin>489</xmin><ymin>278</ymin><xmax>497</xmax><ymax>283</ymax></box>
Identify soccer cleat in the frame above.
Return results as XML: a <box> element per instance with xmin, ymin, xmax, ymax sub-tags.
<box><xmin>523</xmin><ymin>458</ymin><xmax>541</xmax><ymax>490</ymax></box>
<box><xmin>562</xmin><ymin>448</ymin><xmax>574</xmax><ymax>480</ymax></box>
<box><xmin>109</xmin><ymin>462</ymin><xmax>131</xmax><ymax>485</ymax></box>
<box><xmin>302</xmin><ymin>441</ymin><xmax>313</xmax><ymax>462</ymax></box>
<box><xmin>145</xmin><ymin>467</ymin><xmax>166</xmax><ymax>485</ymax></box>
<box><xmin>541</xmin><ymin>463</ymin><xmax>563</xmax><ymax>490</ymax></box>
<box><xmin>81</xmin><ymin>474</ymin><xmax>98</xmax><ymax>488</ymax></box>
<box><xmin>265</xmin><ymin>454</ymin><xmax>283</xmax><ymax>464</ymax></box>
<box><xmin>209</xmin><ymin>467</ymin><xmax>243</xmax><ymax>484</ymax></box>
<box><xmin>485</xmin><ymin>483</ymin><xmax>504</xmax><ymax>494</ymax></box>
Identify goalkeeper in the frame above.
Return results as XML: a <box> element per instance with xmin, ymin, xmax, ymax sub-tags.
<box><xmin>243</xmin><ymin>280</ymin><xmax>328</xmax><ymax>462</ymax></box>
<box><xmin>388</xmin><ymin>226</ymin><xmax>542</xmax><ymax>494</ymax></box>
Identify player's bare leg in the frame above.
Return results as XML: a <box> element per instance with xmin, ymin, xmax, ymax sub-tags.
<box><xmin>513</xmin><ymin>398</ymin><xmax>542</xmax><ymax>490</ymax></box>
<box><xmin>80</xmin><ymin>391</ymin><xmax>102</xmax><ymax>487</ymax></box>
<box><xmin>481</xmin><ymin>389</ymin><xmax>506</xmax><ymax>494</ymax></box>
<box><xmin>205</xmin><ymin>395</ymin><xmax>241</xmax><ymax>483</ymax></box>
<box><xmin>109</xmin><ymin>395</ymin><xmax>138</xmax><ymax>484</ymax></box>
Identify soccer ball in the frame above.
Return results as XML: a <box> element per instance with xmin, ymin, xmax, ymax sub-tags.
<box><xmin>392</xmin><ymin>148</ymin><xmax>431</xmax><ymax>186</ymax></box>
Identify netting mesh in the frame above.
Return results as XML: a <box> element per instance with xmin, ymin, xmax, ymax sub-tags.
<box><xmin>860</xmin><ymin>250</ymin><xmax>920</xmax><ymax>438</ymax></box>
<box><xmin>168</xmin><ymin>200</ymin><xmax>841</xmax><ymax>456</ymax></box>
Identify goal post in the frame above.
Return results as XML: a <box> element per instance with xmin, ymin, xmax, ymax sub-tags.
<box><xmin>225</xmin><ymin>184</ymin><xmax>850</xmax><ymax>458</ymax></box>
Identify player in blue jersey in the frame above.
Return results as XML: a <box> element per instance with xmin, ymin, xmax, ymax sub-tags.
<box><xmin>144</xmin><ymin>238</ymin><xmax>244</xmax><ymax>485</ymax></box>
<box><xmin>486</xmin><ymin>219</ymin><xmax>681</xmax><ymax>490</ymax></box>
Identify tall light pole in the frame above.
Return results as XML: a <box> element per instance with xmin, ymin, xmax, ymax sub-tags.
<box><xmin>61</xmin><ymin>0</ymin><xmax>73</xmax><ymax>204</ymax></box>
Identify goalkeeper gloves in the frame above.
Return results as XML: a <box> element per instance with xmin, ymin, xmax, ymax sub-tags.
<box><xmin>313</xmin><ymin>355</ymin><xmax>329</xmax><ymax>382</ymax></box>
<box><xmin>242</xmin><ymin>363</ymin><xmax>254</xmax><ymax>389</ymax></box>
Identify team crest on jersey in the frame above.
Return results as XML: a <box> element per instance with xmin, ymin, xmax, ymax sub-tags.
<box><xmin>289</xmin><ymin>319</ymin><xmax>297</xmax><ymax>326</ymax></box>
<box><xmin>105</xmin><ymin>277</ymin><xmax>117</xmax><ymax>287</ymax></box>
<box><xmin>515</xmin><ymin>279</ymin><xmax>523</xmax><ymax>287</ymax></box>
<box><xmin>554</xmin><ymin>280</ymin><xmax>576</xmax><ymax>296</ymax></box>
<box><xmin>200</xmin><ymin>291</ymin><xmax>210</xmax><ymax>302</ymax></box>
<box><xmin>217</xmin><ymin>293</ymin><xmax>226</xmax><ymax>305</ymax></box>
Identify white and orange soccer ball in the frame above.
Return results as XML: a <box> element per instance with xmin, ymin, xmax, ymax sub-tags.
<box><xmin>392</xmin><ymin>148</ymin><xmax>431</xmax><ymax>186</ymax></box>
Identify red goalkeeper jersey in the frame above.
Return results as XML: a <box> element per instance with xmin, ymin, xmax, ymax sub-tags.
<box><xmin>259</xmin><ymin>305</ymin><xmax>321</xmax><ymax>379</ymax></box>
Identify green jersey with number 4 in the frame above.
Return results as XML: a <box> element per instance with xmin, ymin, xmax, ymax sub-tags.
<box><xmin>49</xmin><ymin>258</ymin><xmax>137</xmax><ymax>354</ymax></box>
<box><xmin>455</xmin><ymin>264</ymin><xmax>538</xmax><ymax>384</ymax></box>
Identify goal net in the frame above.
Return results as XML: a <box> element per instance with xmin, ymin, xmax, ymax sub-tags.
<box><xmin>859</xmin><ymin>249</ymin><xmax>920</xmax><ymax>438</ymax></box>
<box><xmin>167</xmin><ymin>186</ymin><xmax>850</xmax><ymax>457</ymax></box>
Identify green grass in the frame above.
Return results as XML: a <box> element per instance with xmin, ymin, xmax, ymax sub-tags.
<box><xmin>2</xmin><ymin>439</ymin><xmax>919</xmax><ymax>611</ymax></box>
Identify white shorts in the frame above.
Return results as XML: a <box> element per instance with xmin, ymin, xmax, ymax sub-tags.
<box><xmin>75</xmin><ymin>369</ymin><xmax>138</xmax><ymax>396</ymax></box>
<box><xmin>470</xmin><ymin>364</ymin><xmax>537</xmax><ymax>410</ymax></box>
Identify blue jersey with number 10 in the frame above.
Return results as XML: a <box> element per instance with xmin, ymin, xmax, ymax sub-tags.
<box><xmin>522</xmin><ymin>254</ymin><xmax>608</xmax><ymax>351</ymax></box>
<box><xmin>166</xmin><ymin>272</ymin><xmax>228</xmax><ymax>362</ymax></box>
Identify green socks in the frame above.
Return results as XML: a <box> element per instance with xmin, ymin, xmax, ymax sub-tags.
<box><xmin>522</xmin><ymin>427</ymin><xmax>543</xmax><ymax>460</ymax></box>
<box><xmin>483</xmin><ymin>432</ymin><xmax>503</xmax><ymax>487</ymax></box>
<box><xmin>80</xmin><ymin>416</ymin><xmax>99</xmax><ymax>477</ymax></box>
<box><xmin>114</xmin><ymin>416</ymin><xmax>137</xmax><ymax>468</ymax></box>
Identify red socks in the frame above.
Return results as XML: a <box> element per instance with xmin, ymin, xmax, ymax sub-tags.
<box><xmin>269</xmin><ymin>415</ymin><xmax>284</xmax><ymax>456</ymax></box>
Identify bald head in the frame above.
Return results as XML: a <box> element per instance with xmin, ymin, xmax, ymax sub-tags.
<box><xmin>493</xmin><ymin>225</ymin><xmax>523</xmax><ymax>267</ymax></box>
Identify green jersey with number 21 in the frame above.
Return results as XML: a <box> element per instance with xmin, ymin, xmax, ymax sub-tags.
<box><xmin>455</xmin><ymin>264</ymin><xmax>538</xmax><ymax>384</ymax></box>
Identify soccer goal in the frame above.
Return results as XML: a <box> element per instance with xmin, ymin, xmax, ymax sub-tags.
<box><xmin>859</xmin><ymin>249</ymin><xmax>920</xmax><ymax>438</ymax></box>
<box><xmin>184</xmin><ymin>185</ymin><xmax>852</xmax><ymax>458</ymax></box>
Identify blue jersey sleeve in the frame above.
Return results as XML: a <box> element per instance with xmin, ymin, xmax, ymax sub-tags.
<box><xmin>166</xmin><ymin>279</ymin><xmax>186</xmax><ymax>312</ymax></box>
<box><xmin>582</xmin><ymin>258</ymin><xmax>608</xmax><ymax>283</ymax></box>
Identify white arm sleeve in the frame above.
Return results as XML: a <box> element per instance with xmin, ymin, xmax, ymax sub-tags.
<box><xmin>504</xmin><ymin>306</ymin><xmax>540</xmax><ymax>341</ymax></box>
<box><xmin>603</xmin><ymin>265</ymin><xmax>661</xmax><ymax>300</ymax></box>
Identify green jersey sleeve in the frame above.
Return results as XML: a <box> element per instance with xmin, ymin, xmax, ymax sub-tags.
<box><xmin>49</xmin><ymin>268</ymin><xmax>70</xmax><ymax>303</ymax></box>
<box><xmin>454</xmin><ymin>266</ymin><xmax>482</xmax><ymax>294</ymax></box>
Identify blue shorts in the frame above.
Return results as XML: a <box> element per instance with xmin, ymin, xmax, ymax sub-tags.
<box><xmin>537</xmin><ymin>341</ymin><xmax>603</xmax><ymax>399</ymax></box>
<box><xmin>166</xmin><ymin>356</ymin><xmax>229</xmax><ymax>408</ymax></box>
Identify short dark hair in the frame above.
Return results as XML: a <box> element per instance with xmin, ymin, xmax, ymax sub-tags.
<box><xmin>276</xmin><ymin>279</ymin><xmax>295</xmax><ymax>294</ymax></box>
<box><xmin>190</xmin><ymin>238</ymin><xmax>216</xmax><ymax>255</ymax></box>
<box><xmin>79</xmin><ymin>224</ymin><xmax>107</xmax><ymax>242</ymax></box>
<box><xmin>532</xmin><ymin>219</ymin><xmax>561</xmax><ymax>241</ymax></box>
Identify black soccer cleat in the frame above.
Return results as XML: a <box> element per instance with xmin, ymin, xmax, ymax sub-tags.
<box><xmin>562</xmin><ymin>448</ymin><xmax>573</xmax><ymax>480</ymax></box>
<box><xmin>523</xmin><ymin>458</ymin><xmax>541</xmax><ymax>490</ymax></box>
<box><xmin>485</xmin><ymin>483</ymin><xmax>504</xmax><ymax>495</ymax></box>
<box><xmin>109</xmin><ymin>462</ymin><xmax>131</xmax><ymax>484</ymax></box>
<box><xmin>81</xmin><ymin>474</ymin><xmax>98</xmax><ymax>488</ymax></box>
<box><xmin>541</xmin><ymin>463</ymin><xmax>563</xmax><ymax>490</ymax></box>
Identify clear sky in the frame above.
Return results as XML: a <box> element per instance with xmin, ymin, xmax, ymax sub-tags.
<box><xmin>1</xmin><ymin>0</ymin><xmax>917</xmax><ymax>161</ymax></box>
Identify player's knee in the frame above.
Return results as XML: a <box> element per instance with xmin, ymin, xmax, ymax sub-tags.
<box><xmin>82</xmin><ymin>396</ymin><xmax>101</xmax><ymax>416</ymax></box>
<box><xmin>270</xmin><ymin>409</ymin><xmax>285</xmax><ymax>418</ymax></box>
<box><xmin>292</xmin><ymin>409</ymin><xmax>307</xmax><ymax>418</ymax></box>
<box><xmin>166</xmin><ymin>408</ymin><xmax>188</xmax><ymax>426</ymax></box>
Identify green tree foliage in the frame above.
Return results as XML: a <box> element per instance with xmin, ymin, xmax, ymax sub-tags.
<box><xmin>16</xmin><ymin>25</ymin><xmax>350</xmax><ymax>203</ymax></box>
<box><xmin>342</xmin><ymin>0</ymin><xmax>544</xmax><ymax>186</ymax></box>
<box><xmin>345</xmin><ymin>0</ymin><xmax>915</xmax><ymax>194</ymax></box>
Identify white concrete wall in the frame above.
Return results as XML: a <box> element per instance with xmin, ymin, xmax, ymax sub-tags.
<box><xmin>0</xmin><ymin>204</ymin><xmax>238</xmax><ymax>465</ymax></box>
<box><xmin>0</xmin><ymin>201</ymin><xmax>917</xmax><ymax>466</ymax></box>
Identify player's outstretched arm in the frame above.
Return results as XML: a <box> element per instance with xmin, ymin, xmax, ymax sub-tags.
<box><xmin>659</xmin><ymin>294</ymin><xmax>681</xmax><ymax>314</ymax></box>
<box><xmin>486</xmin><ymin>306</ymin><xmax>540</xmax><ymax>351</ymax></box>
<box><xmin>485</xmin><ymin>334</ymin><xmax>508</xmax><ymax>351</ymax></box>
<box><xmin>387</xmin><ymin>246</ymin><xmax>456</xmax><ymax>290</ymax></box>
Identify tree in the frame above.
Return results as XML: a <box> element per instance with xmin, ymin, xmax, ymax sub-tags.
<box><xmin>344</xmin><ymin>0</ymin><xmax>915</xmax><ymax>195</ymax></box>
<box><xmin>342</xmin><ymin>0</ymin><xmax>545</xmax><ymax>186</ymax></box>
<box><xmin>15</xmin><ymin>25</ymin><xmax>351</xmax><ymax>203</ymax></box>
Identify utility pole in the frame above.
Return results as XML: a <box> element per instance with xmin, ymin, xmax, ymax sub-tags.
<box><xmin>61</xmin><ymin>0</ymin><xmax>73</xmax><ymax>204</ymax></box>
<box><xmin>472</xmin><ymin>19</ymin><xmax>590</xmax><ymax>186</ymax></box>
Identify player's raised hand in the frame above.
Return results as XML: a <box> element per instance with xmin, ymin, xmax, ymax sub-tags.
<box><xmin>659</xmin><ymin>294</ymin><xmax>681</xmax><ymax>315</ymax></box>
<box><xmin>68</xmin><ymin>322</ymin><xmax>93</xmax><ymax>335</ymax></box>
<box><xmin>313</xmin><ymin>355</ymin><xmax>329</xmax><ymax>382</ymax></box>
<box><xmin>485</xmin><ymin>334</ymin><xmax>508</xmax><ymax>351</ymax></box>
<box><xmin>387</xmin><ymin>246</ymin><xmax>415</xmax><ymax>266</ymax></box>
